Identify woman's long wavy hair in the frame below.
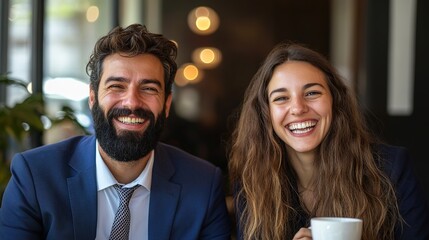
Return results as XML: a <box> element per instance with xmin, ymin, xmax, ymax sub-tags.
<box><xmin>228</xmin><ymin>42</ymin><xmax>401</xmax><ymax>239</ymax></box>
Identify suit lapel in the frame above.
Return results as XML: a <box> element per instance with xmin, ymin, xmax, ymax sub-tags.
<box><xmin>67</xmin><ymin>136</ymin><xmax>98</xmax><ymax>240</ymax></box>
<box><xmin>148</xmin><ymin>144</ymin><xmax>181</xmax><ymax>240</ymax></box>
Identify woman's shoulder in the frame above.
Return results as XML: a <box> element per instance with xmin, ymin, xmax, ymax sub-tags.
<box><xmin>373</xmin><ymin>144</ymin><xmax>413</xmax><ymax>180</ymax></box>
<box><xmin>375</xmin><ymin>146</ymin><xmax>429</xmax><ymax>238</ymax></box>
<box><xmin>374</xmin><ymin>143</ymin><xmax>410</xmax><ymax>163</ymax></box>
<box><xmin>375</xmin><ymin>143</ymin><xmax>409</xmax><ymax>156</ymax></box>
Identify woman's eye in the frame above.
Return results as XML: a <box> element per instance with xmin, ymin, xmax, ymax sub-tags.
<box><xmin>273</xmin><ymin>96</ymin><xmax>288</xmax><ymax>102</ymax></box>
<box><xmin>306</xmin><ymin>91</ymin><xmax>321</xmax><ymax>97</ymax></box>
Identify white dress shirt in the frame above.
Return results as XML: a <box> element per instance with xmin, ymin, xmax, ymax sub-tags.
<box><xmin>94</xmin><ymin>141</ymin><xmax>153</xmax><ymax>240</ymax></box>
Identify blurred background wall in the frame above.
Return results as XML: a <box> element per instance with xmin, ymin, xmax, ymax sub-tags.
<box><xmin>1</xmin><ymin>0</ymin><xmax>428</xmax><ymax>201</ymax></box>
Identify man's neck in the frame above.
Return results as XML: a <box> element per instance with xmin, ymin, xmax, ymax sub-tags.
<box><xmin>98</xmin><ymin>145</ymin><xmax>151</xmax><ymax>184</ymax></box>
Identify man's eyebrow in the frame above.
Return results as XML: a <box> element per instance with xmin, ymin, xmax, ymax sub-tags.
<box><xmin>139</xmin><ymin>79</ymin><xmax>162</xmax><ymax>88</ymax></box>
<box><xmin>105</xmin><ymin>76</ymin><xmax>128</xmax><ymax>83</ymax></box>
<box><xmin>104</xmin><ymin>77</ymin><xmax>162</xmax><ymax>88</ymax></box>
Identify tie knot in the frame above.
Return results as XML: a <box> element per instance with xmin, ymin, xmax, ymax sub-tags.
<box><xmin>114</xmin><ymin>184</ymin><xmax>139</xmax><ymax>204</ymax></box>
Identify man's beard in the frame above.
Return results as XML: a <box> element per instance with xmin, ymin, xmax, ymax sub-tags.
<box><xmin>91</xmin><ymin>100</ymin><xmax>166</xmax><ymax>162</ymax></box>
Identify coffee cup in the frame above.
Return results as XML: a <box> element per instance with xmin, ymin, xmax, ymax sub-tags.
<box><xmin>310</xmin><ymin>217</ymin><xmax>362</xmax><ymax>240</ymax></box>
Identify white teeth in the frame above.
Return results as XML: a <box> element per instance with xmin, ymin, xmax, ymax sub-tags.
<box><xmin>291</xmin><ymin>128</ymin><xmax>312</xmax><ymax>134</ymax></box>
<box><xmin>118</xmin><ymin>117</ymin><xmax>145</xmax><ymax>124</ymax></box>
<box><xmin>288</xmin><ymin>121</ymin><xmax>316</xmax><ymax>130</ymax></box>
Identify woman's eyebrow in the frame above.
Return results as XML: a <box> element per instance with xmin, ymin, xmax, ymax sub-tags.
<box><xmin>268</xmin><ymin>82</ymin><xmax>326</xmax><ymax>98</ymax></box>
<box><xmin>269</xmin><ymin>87</ymin><xmax>287</xmax><ymax>98</ymax></box>
<box><xmin>303</xmin><ymin>82</ymin><xmax>325</xmax><ymax>89</ymax></box>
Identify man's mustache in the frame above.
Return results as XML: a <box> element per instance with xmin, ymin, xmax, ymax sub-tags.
<box><xmin>107</xmin><ymin>108</ymin><xmax>155</xmax><ymax>120</ymax></box>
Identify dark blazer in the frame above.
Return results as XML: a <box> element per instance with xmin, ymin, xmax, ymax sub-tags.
<box><xmin>0</xmin><ymin>135</ymin><xmax>231</xmax><ymax>240</ymax></box>
<box><xmin>233</xmin><ymin>145</ymin><xmax>429</xmax><ymax>239</ymax></box>
<box><xmin>380</xmin><ymin>145</ymin><xmax>429</xmax><ymax>239</ymax></box>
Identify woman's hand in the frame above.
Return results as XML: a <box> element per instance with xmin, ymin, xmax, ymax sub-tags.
<box><xmin>292</xmin><ymin>227</ymin><xmax>312</xmax><ymax>240</ymax></box>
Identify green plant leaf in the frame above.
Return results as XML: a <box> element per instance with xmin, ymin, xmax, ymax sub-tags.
<box><xmin>0</xmin><ymin>75</ymin><xmax>29</xmax><ymax>92</ymax></box>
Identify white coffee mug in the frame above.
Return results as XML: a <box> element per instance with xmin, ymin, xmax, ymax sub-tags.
<box><xmin>310</xmin><ymin>217</ymin><xmax>363</xmax><ymax>240</ymax></box>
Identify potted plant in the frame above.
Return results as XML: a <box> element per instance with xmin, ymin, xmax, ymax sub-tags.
<box><xmin>0</xmin><ymin>74</ymin><xmax>89</xmax><ymax>203</ymax></box>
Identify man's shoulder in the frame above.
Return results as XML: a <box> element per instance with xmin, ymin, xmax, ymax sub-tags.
<box><xmin>9</xmin><ymin>135</ymin><xmax>96</xmax><ymax>181</ymax></box>
<box><xmin>23</xmin><ymin>135</ymin><xmax>94</xmax><ymax>154</ymax></box>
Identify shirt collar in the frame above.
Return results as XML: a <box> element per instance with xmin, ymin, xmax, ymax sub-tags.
<box><xmin>95</xmin><ymin>140</ymin><xmax>154</xmax><ymax>191</ymax></box>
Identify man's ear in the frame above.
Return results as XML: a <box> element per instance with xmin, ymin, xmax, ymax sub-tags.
<box><xmin>88</xmin><ymin>88</ymin><xmax>96</xmax><ymax>110</ymax></box>
<box><xmin>164</xmin><ymin>94</ymin><xmax>173</xmax><ymax>118</ymax></box>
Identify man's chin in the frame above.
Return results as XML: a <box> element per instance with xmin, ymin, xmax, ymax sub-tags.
<box><xmin>116</xmin><ymin>130</ymin><xmax>145</xmax><ymax>140</ymax></box>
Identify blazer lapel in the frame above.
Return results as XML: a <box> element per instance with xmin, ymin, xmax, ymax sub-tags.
<box><xmin>148</xmin><ymin>144</ymin><xmax>181</xmax><ymax>240</ymax></box>
<box><xmin>67</xmin><ymin>136</ymin><xmax>98</xmax><ymax>240</ymax></box>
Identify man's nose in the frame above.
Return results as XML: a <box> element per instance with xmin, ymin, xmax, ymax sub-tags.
<box><xmin>122</xmin><ymin>88</ymin><xmax>142</xmax><ymax>110</ymax></box>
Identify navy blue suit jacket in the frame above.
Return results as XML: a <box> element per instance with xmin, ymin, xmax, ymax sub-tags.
<box><xmin>0</xmin><ymin>135</ymin><xmax>231</xmax><ymax>240</ymax></box>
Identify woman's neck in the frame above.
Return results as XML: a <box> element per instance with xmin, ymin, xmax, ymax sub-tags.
<box><xmin>288</xmin><ymin>150</ymin><xmax>316</xmax><ymax>190</ymax></box>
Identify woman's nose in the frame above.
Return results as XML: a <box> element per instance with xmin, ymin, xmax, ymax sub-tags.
<box><xmin>290</xmin><ymin>97</ymin><xmax>308</xmax><ymax>115</ymax></box>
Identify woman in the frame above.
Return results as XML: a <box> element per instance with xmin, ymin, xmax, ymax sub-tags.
<box><xmin>228</xmin><ymin>42</ymin><xmax>429</xmax><ymax>239</ymax></box>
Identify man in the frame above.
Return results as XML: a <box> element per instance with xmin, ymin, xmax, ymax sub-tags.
<box><xmin>0</xmin><ymin>24</ymin><xmax>231</xmax><ymax>240</ymax></box>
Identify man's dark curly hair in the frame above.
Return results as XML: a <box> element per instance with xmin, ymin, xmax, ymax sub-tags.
<box><xmin>86</xmin><ymin>24</ymin><xmax>178</xmax><ymax>98</ymax></box>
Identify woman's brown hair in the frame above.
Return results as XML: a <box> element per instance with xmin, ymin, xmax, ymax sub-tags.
<box><xmin>228</xmin><ymin>42</ymin><xmax>401</xmax><ymax>239</ymax></box>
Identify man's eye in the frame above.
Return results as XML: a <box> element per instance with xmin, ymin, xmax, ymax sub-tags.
<box><xmin>142</xmin><ymin>87</ymin><xmax>160</xmax><ymax>94</ymax></box>
<box><xmin>108</xmin><ymin>84</ymin><xmax>124</xmax><ymax>89</ymax></box>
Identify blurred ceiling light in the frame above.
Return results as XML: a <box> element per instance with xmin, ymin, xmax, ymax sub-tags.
<box><xmin>44</xmin><ymin>77</ymin><xmax>89</xmax><ymax>101</ymax></box>
<box><xmin>183</xmin><ymin>64</ymin><xmax>199</xmax><ymax>81</ymax></box>
<box><xmin>174</xmin><ymin>69</ymin><xmax>189</xmax><ymax>87</ymax></box>
<box><xmin>188</xmin><ymin>6</ymin><xmax>219</xmax><ymax>35</ymax></box>
<box><xmin>192</xmin><ymin>47</ymin><xmax>222</xmax><ymax>69</ymax></box>
<box><xmin>196</xmin><ymin>16</ymin><xmax>211</xmax><ymax>31</ymax></box>
<box><xmin>175</xmin><ymin>63</ymin><xmax>204</xmax><ymax>86</ymax></box>
<box><xmin>86</xmin><ymin>6</ymin><xmax>99</xmax><ymax>23</ymax></box>
<box><xmin>195</xmin><ymin>6</ymin><xmax>210</xmax><ymax>18</ymax></box>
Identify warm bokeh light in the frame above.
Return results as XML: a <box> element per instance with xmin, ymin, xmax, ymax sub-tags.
<box><xmin>175</xmin><ymin>66</ymin><xmax>188</xmax><ymax>87</ymax></box>
<box><xmin>175</xmin><ymin>63</ymin><xmax>204</xmax><ymax>86</ymax></box>
<box><xmin>200</xmin><ymin>49</ymin><xmax>215</xmax><ymax>63</ymax></box>
<box><xmin>86</xmin><ymin>6</ymin><xmax>99</xmax><ymax>23</ymax></box>
<box><xmin>192</xmin><ymin>47</ymin><xmax>222</xmax><ymax>69</ymax></box>
<box><xmin>188</xmin><ymin>6</ymin><xmax>219</xmax><ymax>35</ymax></box>
<box><xmin>195</xmin><ymin>6</ymin><xmax>210</xmax><ymax>17</ymax></box>
<box><xmin>196</xmin><ymin>16</ymin><xmax>211</xmax><ymax>31</ymax></box>
<box><xmin>183</xmin><ymin>64</ymin><xmax>199</xmax><ymax>81</ymax></box>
